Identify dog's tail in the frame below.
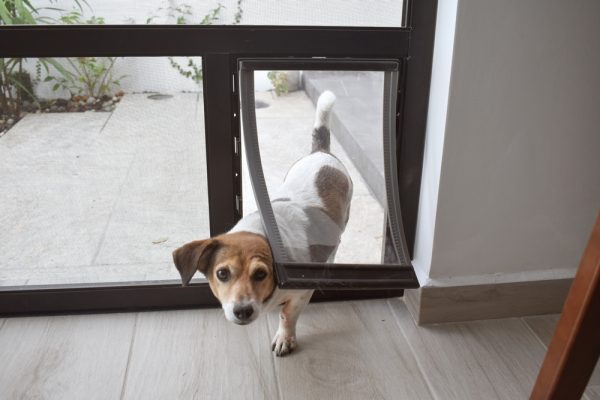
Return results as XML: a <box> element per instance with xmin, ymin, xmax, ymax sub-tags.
<box><xmin>311</xmin><ymin>90</ymin><xmax>336</xmax><ymax>153</ymax></box>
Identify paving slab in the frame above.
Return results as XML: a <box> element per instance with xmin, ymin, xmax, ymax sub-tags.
<box><xmin>0</xmin><ymin>112</ymin><xmax>122</xmax><ymax>273</ymax></box>
<box><xmin>0</xmin><ymin>94</ymin><xmax>209</xmax><ymax>285</ymax></box>
<box><xmin>92</xmin><ymin>93</ymin><xmax>209</xmax><ymax>270</ymax></box>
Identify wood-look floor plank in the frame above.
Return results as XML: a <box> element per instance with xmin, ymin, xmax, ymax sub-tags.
<box><xmin>121</xmin><ymin>308</ymin><xmax>278</xmax><ymax>400</ymax></box>
<box><xmin>523</xmin><ymin>314</ymin><xmax>600</xmax><ymax>395</ymax></box>
<box><xmin>524</xmin><ymin>315</ymin><xmax>600</xmax><ymax>385</ymax></box>
<box><xmin>523</xmin><ymin>314</ymin><xmax>560</xmax><ymax>346</ymax></box>
<box><xmin>587</xmin><ymin>386</ymin><xmax>600</xmax><ymax>400</ymax></box>
<box><xmin>390</xmin><ymin>298</ymin><xmax>548</xmax><ymax>400</ymax></box>
<box><xmin>0</xmin><ymin>313</ymin><xmax>135</xmax><ymax>400</ymax></box>
<box><xmin>267</xmin><ymin>299</ymin><xmax>433</xmax><ymax>400</ymax></box>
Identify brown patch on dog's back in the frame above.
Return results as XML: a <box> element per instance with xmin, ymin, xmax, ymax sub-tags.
<box><xmin>315</xmin><ymin>165</ymin><xmax>350</xmax><ymax>227</ymax></box>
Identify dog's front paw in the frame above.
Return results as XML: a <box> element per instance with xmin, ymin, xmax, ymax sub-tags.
<box><xmin>271</xmin><ymin>332</ymin><xmax>297</xmax><ymax>357</ymax></box>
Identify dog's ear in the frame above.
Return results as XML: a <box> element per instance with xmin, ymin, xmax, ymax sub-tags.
<box><xmin>172</xmin><ymin>239</ymin><xmax>219</xmax><ymax>286</ymax></box>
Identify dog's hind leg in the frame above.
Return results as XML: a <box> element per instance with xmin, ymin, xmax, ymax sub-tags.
<box><xmin>272</xmin><ymin>290</ymin><xmax>314</xmax><ymax>356</ymax></box>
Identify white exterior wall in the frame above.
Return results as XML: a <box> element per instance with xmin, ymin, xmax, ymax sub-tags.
<box><xmin>36</xmin><ymin>0</ymin><xmax>403</xmax><ymax>26</ymax></box>
<box><xmin>28</xmin><ymin>0</ymin><xmax>403</xmax><ymax>96</ymax></box>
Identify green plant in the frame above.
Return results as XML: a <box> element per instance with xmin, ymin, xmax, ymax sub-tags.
<box><xmin>12</xmin><ymin>70</ymin><xmax>35</xmax><ymax>102</ymax></box>
<box><xmin>166</xmin><ymin>3</ymin><xmax>223</xmax><ymax>85</ymax></box>
<box><xmin>169</xmin><ymin>57</ymin><xmax>204</xmax><ymax>84</ymax></box>
<box><xmin>1</xmin><ymin>1</ymin><xmax>41</xmax><ymax>116</ymax></box>
<box><xmin>166</xmin><ymin>1</ymin><xmax>243</xmax><ymax>86</ymax></box>
<box><xmin>267</xmin><ymin>71</ymin><xmax>289</xmax><ymax>96</ymax></box>
<box><xmin>46</xmin><ymin>56</ymin><xmax>124</xmax><ymax>99</ymax></box>
<box><xmin>199</xmin><ymin>3</ymin><xmax>223</xmax><ymax>25</ymax></box>
<box><xmin>0</xmin><ymin>0</ymin><xmax>36</xmax><ymax>24</ymax></box>
<box><xmin>0</xmin><ymin>59</ymin><xmax>33</xmax><ymax>116</ymax></box>
<box><xmin>43</xmin><ymin>11</ymin><xmax>125</xmax><ymax>99</ymax></box>
<box><xmin>0</xmin><ymin>0</ymin><xmax>80</xmax><ymax>118</ymax></box>
<box><xmin>233</xmin><ymin>0</ymin><xmax>243</xmax><ymax>24</ymax></box>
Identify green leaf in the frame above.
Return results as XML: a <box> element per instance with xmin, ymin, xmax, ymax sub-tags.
<box><xmin>10</xmin><ymin>76</ymin><xmax>37</xmax><ymax>100</ymax></box>
<box><xmin>52</xmin><ymin>83</ymin><xmax>60</xmax><ymax>91</ymax></box>
<box><xmin>5</xmin><ymin>58</ymin><xmax>21</xmax><ymax>70</ymax></box>
<box><xmin>72</xmin><ymin>0</ymin><xmax>91</xmax><ymax>13</ymax></box>
<box><xmin>14</xmin><ymin>0</ymin><xmax>36</xmax><ymax>24</ymax></box>
<box><xmin>21</xmin><ymin>0</ymin><xmax>37</xmax><ymax>12</ymax></box>
<box><xmin>38</xmin><ymin>58</ymin><xmax>50</xmax><ymax>74</ymax></box>
<box><xmin>0</xmin><ymin>1</ymin><xmax>14</xmax><ymax>24</ymax></box>
<box><xmin>42</xmin><ymin>58</ymin><xmax>73</xmax><ymax>80</ymax></box>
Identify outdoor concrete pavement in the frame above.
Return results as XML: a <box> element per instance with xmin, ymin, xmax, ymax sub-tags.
<box><xmin>0</xmin><ymin>89</ymin><xmax>383</xmax><ymax>286</ymax></box>
<box><xmin>0</xmin><ymin>93</ymin><xmax>208</xmax><ymax>285</ymax></box>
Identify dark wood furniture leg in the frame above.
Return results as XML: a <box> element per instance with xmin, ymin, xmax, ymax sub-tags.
<box><xmin>530</xmin><ymin>213</ymin><xmax>600</xmax><ymax>399</ymax></box>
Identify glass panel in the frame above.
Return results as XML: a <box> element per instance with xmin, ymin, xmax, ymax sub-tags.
<box><xmin>11</xmin><ymin>1</ymin><xmax>404</xmax><ymax>27</ymax></box>
<box><xmin>241</xmin><ymin>69</ymin><xmax>387</xmax><ymax>265</ymax></box>
<box><xmin>0</xmin><ymin>56</ymin><xmax>208</xmax><ymax>286</ymax></box>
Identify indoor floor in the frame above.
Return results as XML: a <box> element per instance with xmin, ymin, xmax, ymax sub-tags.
<box><xmin>0</xmin><ymin>298</ymin><xmax>598</xmax><ymax>400</ymax></box>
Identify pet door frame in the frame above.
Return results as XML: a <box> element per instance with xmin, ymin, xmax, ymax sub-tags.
<box><xmin>239</xmin><ymin>58</ymin><xmax>418</xmax><ymax>290</ymax></box>
<box><xmin>0</xmin><ymin>0</ymin><xmax>437</xmax><ymax>315</ymax></box>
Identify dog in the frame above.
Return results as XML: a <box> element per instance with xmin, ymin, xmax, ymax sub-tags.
<box><xmin>172</xmin><ymin>90</ymin><xmax>352</xmax><ymax>356</ymax></box>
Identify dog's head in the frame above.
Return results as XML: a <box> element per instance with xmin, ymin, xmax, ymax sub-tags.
<box><xmin>172</xmin><ymin>231</ymin><xmax>275</xmax><ymax>325</ymax></box>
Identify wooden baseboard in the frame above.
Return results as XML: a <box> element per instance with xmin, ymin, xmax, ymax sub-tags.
<box><xmin>404</xmin><ymin>278</ymin><xmax>573</xmax><ymax>325</ymax></box>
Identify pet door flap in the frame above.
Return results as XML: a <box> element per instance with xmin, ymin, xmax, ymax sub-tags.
<box><xmin>238</xmin><ymin>58</ymin><xmax>418</xmax><ymax>290</ymax></box>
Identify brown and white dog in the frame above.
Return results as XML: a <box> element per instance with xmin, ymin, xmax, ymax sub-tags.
<box><xmin>172</xmin><ymin>91</ymin><xmax>352</xmax><ymax>356</ymax></box>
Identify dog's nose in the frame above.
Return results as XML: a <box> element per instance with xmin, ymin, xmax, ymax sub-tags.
<box><xmin>233</xmin><ymin>304</ymin><xmax>254</xmax><ymax>321</ymax></box>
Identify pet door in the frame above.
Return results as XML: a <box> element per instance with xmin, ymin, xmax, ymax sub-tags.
<box><xmin>239</xmin><ymin>58</ymin><xmax>419</xmax><ymax>290</ymax></box>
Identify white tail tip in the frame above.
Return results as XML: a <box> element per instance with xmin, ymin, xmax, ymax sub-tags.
<box><xmin>315</xmin><ymin>90</ymin><xmax>336</xmax><ymax>127</ymax></box>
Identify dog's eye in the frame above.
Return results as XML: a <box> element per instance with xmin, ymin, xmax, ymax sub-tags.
<box><xmin>252</xmin><ymin>270</ymin><xmax>267</xmax><ymax>282</ymax></box>
<box><xmin>216</xmin><ymin>268</ymin><xmax>230</xmax><ymax>282</ymax></box>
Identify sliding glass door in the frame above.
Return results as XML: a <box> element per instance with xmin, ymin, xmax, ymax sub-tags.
<box><xmin>0</xmin><ymin>0</ymin><xmax>437</xmax><ymax>315</ymax></box>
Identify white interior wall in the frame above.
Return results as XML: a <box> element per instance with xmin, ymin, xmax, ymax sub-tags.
<box><xmin>411</xmin><ymin>0</ymin><xmax>458</xmax><ymax>284</ymax></box>
<box><xmin>418</xmin><ymin>0</ymin><xmax>600</xmax><ymax>287</ymax></box>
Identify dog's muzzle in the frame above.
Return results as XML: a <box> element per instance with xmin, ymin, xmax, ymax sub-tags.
<box><xmin>233</xmin><ymin>304</ymin><xmax>254</xmax><ymax>324</ymax></box>
<box><xmin>223</xmin><ymin>301</ymin><xmax>259</xmax><ymax>325</ymax></box>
